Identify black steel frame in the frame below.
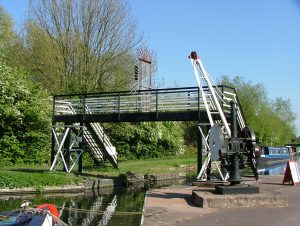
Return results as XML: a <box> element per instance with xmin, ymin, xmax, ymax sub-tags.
<box><xmin>52</xmin><ymin>85</ymin><xmax>236</xmax><ymax>173</ymax></box>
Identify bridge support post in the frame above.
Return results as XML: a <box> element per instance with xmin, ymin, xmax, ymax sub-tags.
<box><xmin>196</xmin><ymin>124</ymin><xmax>203</xmax><ymax>177</ymax></box>
<box><xmin>63</xmin><ymin>123</ymin><xmax>71</xmax><ymax>172</ymax></box>
<box><xmin>78</xmin><ymin>123</ymin><xmax>83</xmax><ymax>173</ymax></box>
<box><xmin>51</xmin><ymin>122</ymin><xmax>56</xmax><ymax>165</ymax></box>
<box><xmin>50</xmin><ymin>123</ymin><xmax>84</xmax><ymax>172</ymax></box>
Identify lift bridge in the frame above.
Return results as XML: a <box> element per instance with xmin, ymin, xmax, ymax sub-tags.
<box><xmin>51</xmin><ymin>52</ymin><xmax>257</xmax><ymax>183</ymax></box>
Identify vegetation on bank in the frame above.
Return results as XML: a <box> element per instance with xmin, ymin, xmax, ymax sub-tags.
<box><xmin>93</xmin><ymin>154</ymin><xmax>196</xmax><ymax>176</ymax></box>
<box><xmin>0</xmin><ymin>1</ymin><xmax>298</xmax><ymax>170</ymax></box>
<box><xmin>220</xmin><ymin>76</ymin><xmax>297</xmax><ymax>146</ymax></box>
<box><xmin>0</xmin><ymin>61</ymin><xmax>51</xmax><ymax>165</ymax></box>
<box><xmin>0</xmin><ymin>155</ymin><xmax>196</xmax><ymax>189</ymax></box>
<box><xmin>0</xmin><ymin>165</ymin><xmax>82</xmax><ymax>189</ymax></box>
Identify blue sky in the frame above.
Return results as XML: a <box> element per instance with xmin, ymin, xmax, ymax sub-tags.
<box><xmin>130</xmin><ymin>0</ymin><xmax>300</xmax><ymax>135</ymax></box>
<box><xmin>1</xmin><ymin>0</ymin><xmax>300</xmax><ymax>135</ymax></box>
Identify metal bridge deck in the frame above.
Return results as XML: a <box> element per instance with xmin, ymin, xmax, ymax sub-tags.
<box><xmin>53</xmin><ymin>86</ymin><xmax>236</xmax><ymax>123</ymax></box>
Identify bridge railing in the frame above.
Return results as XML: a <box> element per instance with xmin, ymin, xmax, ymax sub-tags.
<box><xmin>53</xmin><ymin>86</ymin><xmax>237</xmax><ymax>117</ymax></box>
<box><xmin>54</xmin><ymin>87</ymin><xmax>199</xmax><ymax>115</ymax></box>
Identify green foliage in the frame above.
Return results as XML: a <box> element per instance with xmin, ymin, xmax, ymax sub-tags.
<box><xmin>219</xmin><ymin>76</ymin><xmax>267</xmax><ymax>125</ymax></box>
<box><xmin>0</xmin><ymin>4</ymin><xmax>174</xmax><ymax>168</ymax></box>
<box><xmin>0</xmin><ymin>6</ymin><xmax>26</xmax><ymax>69</ymax></box>
<box><xmin>183</xmin><ymin>144</ymin><xmax>197</xmax><ymax>156</ymax></box>
<box><xmin>0</xmin><ymin>60</ymin><xmax>51</xmax><ymax>164</ymax></box>
<box><xmin>219</xmin><ymin>76</ymin><xmax>296</xmax><ymax>146</ymax></box>
<box><xmin>181</xmin><ymin>121</ymin><xmax>197</xmax><ymax>146</ymax></box>
<box><xmin>106</xmin><ymin>122</ymin><xmax>184</xmax><ymax>160</ymax></box>
<box><xmin>0</xmin><ymin>6</ymin><xmax>16</xmax><ymax>51</ymax></box>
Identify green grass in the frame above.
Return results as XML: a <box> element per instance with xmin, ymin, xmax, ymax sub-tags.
<box><xmin>0</xmin><ymin>165</ymin><xmax>83</xmax><ymax>189</ymax></box>
<box><xmin>0</xmin><ymin>155</ymin><xmax>197</xmax><ymax>189</ymax></box>
<box><xmin>91</xmin><ymin>155</ymin><xmax>197</xmax><ymax>176</ymax></box>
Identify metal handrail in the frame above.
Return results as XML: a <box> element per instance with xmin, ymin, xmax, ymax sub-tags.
<box><xmin>57</xmin><ymin>102</ymin><xmax>117</xmax><ymax>164</ymax></box>
<box><xmin>53</xmin><ymin>86</ymin><xmax>240</xmax><ymax>130</ymax></box>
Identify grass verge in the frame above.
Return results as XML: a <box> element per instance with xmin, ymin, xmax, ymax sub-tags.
<box><xmin>94</xmin><ymin>155</ymin><xmax>197</xmax><ymax>176</ymax></box>
<box><xmin>0</xmin><ymin>155</ymin><xmax>197</xmax><ymax>189</ymax></box>
<box><xmin>0</xmin><ymin>165</ymin><xmax>82</xmax><ymax>189</ymax></box>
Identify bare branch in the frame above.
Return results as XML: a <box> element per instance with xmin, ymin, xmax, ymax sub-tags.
<box><xmin>27</xmin><ymin>0</ymin><xmax>142</xmax><ymax>94</ymax></box>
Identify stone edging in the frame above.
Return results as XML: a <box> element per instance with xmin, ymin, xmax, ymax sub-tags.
<box><xmin>0</xmin><ymin>172</ymin><xmax>187</xmax><ymax>195</ymax></box>
<box><xmin>0</xmin><ymin>178</ymin><xmax>123</xmax><ymax>195</ymax></box>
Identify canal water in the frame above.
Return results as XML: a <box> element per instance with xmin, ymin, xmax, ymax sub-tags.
<box><xmin>258</xmin><ymin>161</ymin><xmax>287</xmax><ymax>175</ymax></box>
<box><xmin>257</xmin><ymin>156</ymin><xmax>300</xmax><ymax>176</ymax></box>
<box><xmin>0</xmin><ymin>187</ymin><xmax>145</xmax><ymax>226</ymax></box>
<box><xmin>0</xmin><ymin>160</ymin><xmax>297</xmax><ymax>226</ymax></box>
<box><xmin>0</xmin><ymin>179</ymin><xmax>184</xmax><ymax>226</ymax></box>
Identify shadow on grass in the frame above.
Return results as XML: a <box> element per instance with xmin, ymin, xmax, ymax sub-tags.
<box><xmin>9</xmin><ymin>168</ymin><xmax>49</xmax><ymax>173</ymax></box>
<box><xmin>74</xmin><ymin>172</ymin><xmax>119</xmax><ymax>179</ymax></box>
<box><xmin>6</xmin><ymin>168</ymin><xmax>122</xmax><ymax>179</ymax></box>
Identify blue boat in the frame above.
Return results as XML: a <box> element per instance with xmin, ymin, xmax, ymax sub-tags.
<box><xmin>0</xmin><ymin>211</ymin><xmax>53</xmax><ymax>226</ymax></box>
<box><xmin>260</xmin><ymin>146</ymin><xmax>291</xmax><ymax>160</ymax></box>
<box><xmin>0</xmin><ymin>203</ymin><xmax>63</xmax><ymax>226</ymax></box>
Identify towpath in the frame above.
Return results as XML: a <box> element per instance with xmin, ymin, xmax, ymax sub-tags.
<box><xmin>143</xmin><ymin>175</ymin><xmax>300</xmax><ymax>226</ymax></box>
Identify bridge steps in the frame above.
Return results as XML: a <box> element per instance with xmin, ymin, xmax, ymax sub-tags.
<box><xmin>51</xmin><ymin>102</ymin><xmax>117</xmax><ymax>171</ymax></box>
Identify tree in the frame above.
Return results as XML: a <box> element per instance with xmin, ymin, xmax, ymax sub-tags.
<box><xmin>0</xmin><ymin>59</ymin><xmax>51</xmax><ymax>165</ymax></box>
<box><xmin>219</xmin><ymin>76</ymin><xmax>296</xmax><ymax>146</ymax></box>
<box><xmin>272</xmin><ymin>97</ymin><xmax>296</xmax><ymax>127</ymax></box>
<box><xmin>219</xmin><ymin>76</ymin><xmax>268</xmax><ymax>128</ymax></box>
<box><xmin>106</xmin><ymin>122</ymin><xmax>184</xmax><ymax>160</ymax></box>
<box><xmin>0</xmin><ymin>6</ymin><xmax>29</xmax><ymax>71</ymax></box>
<box><xmin>26</xmin><ymin>0</ymin><xmax>142</xmax><ymax>94</ymax></box>
<box><xmin>0</xmin><ymin>6</ymin><xmax>16</xmax><ymax>51</ymax></box>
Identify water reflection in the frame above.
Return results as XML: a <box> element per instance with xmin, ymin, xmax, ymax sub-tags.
<box><xmin>0</xmin><ymin>179</ymin><xmax>186</xmax><ymax>226</ymax></box>
<box><xmin>258</xmin><ymin>157</ymin><xmax>300</xmax><ymax>175</ymax></box>
<box><xmin>0</xmin><ymin>187</ymin><xmax>145</xmax><ymax>226</ymax></box>
<box><xmin>64</xmin><ymin>194</ymin><xmax>121</xmax><ymax>226</ymax></box>
<box><xmin>258</xmin><ymin>161</ymin><xmax>287</xmax><ymax>175</ymax></box>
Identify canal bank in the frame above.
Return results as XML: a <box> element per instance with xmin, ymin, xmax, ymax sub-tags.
<box><xmin>143</xmin><ymin>175</ymin><xmax>300</xmax><ymax>226</ymax></box>
<box><xmin>0</xmin><ymin>178</ymin><xmax>123</xmax><ymax>196</ymax></box>
<box><xmin>0</xmin><ymin>172</ymin><xmax>188</xmax><ymax>226</ymax></box>
<box><xmin>0</xmin><ymin>172</ymin><xmax>187</xmax><ymax>196</ymax></box>
<box><xmin>0</xmin><ymin>185</ymin><xmax>146</xmax><ymax>226</ymax></box>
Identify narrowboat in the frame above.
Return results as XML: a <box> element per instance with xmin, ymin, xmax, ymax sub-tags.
<box><xmin>260</xmin><ymin>146</ymin><xmax>291</xmax><ymax>160</ymax></box>
<box><xmin>0</xmin><ymin>203</ymin><xmax>64</xmax><ymax>226</ymax></box>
